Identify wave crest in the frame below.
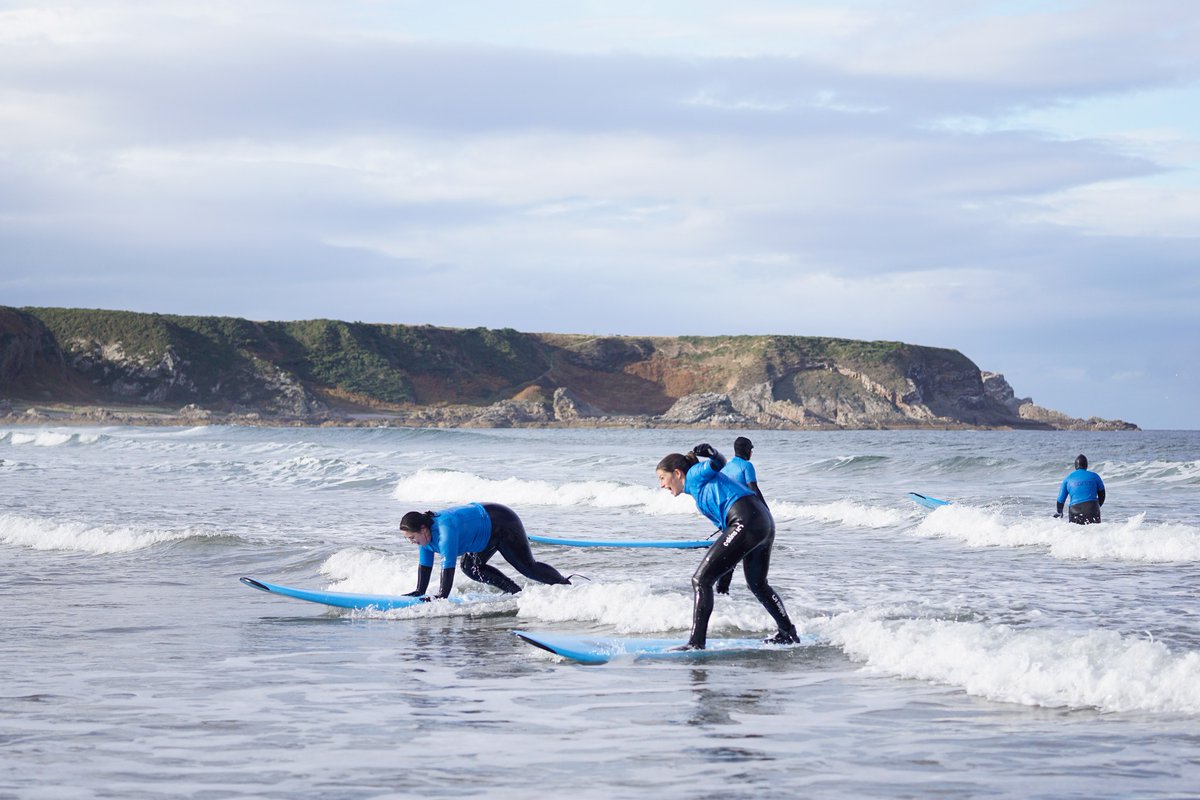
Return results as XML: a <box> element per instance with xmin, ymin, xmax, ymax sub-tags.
<box><xmin>0</xmin><ymin>513</ymin><xmax>225</xmax><ymax>554</ymax></box>
<box><xmin>825</xmin><ymin>612</ymin><xmax>1200</xmax><ymax>714</ymax></box>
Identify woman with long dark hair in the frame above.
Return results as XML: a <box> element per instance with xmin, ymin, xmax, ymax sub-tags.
<box><xmin>657</xmin><ymin>444</ymin><xmax>800</xmax><ymax>650</ymax></box>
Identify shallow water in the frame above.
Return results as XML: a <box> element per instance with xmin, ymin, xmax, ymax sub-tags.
<box><xmin>3</xmin><ymin>426</ymin><xmax>1200</xmax><ymax>798</ymax></box>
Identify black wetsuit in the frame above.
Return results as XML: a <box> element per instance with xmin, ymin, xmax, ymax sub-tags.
<box><xmin>1067</xmin><ymin>500</ymin><xmax>1102</xmax><ymax>525</ymax></box>
<box><xmin>687</xmin><ymin>495</ymin><xmax>795</xmax><ymax>649</ymax></box>
<box><xmin>459</xmin><ymin>503</ymin><xmax>570</xmax><ymax>594</ymax></box>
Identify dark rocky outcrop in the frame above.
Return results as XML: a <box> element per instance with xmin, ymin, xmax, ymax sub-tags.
<box><xmin>0</xmin><ymin>306</ymin><xmax>1138</xmax><ymax>430</ymax></box>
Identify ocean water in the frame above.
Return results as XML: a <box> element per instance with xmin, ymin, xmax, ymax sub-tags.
<box><xmin>2</xmin><ymin>425</ymin><xmax>1199</xmax><ymax>799</ymax></box>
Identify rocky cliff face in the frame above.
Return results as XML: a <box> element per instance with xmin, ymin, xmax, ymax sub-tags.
<box><xmin>0</xmin><ymin>307</ymin><xmax>1138</xmax><ymax>430</ymax></box>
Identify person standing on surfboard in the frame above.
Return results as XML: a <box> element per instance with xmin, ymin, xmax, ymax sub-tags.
<box><xmin>399</xmin><ymin>503</ymin><xmax>571</xmax><ymax>598</ymax></box>
<box><xmin>1054</xmin><ymin>454</ymin><xmax>1105</xmax><ymax>525</ymax></box>
<box><xmin>714</xmin><ymin>436</ymin><xmax>766</xmax><ymax>595</ymax></box>
<box><xmin>657</xmin><ymin>444</ymin><xmax>801</xmax><ymax>650</ymax></box>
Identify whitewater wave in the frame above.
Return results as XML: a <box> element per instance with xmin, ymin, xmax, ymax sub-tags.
<box><xmin>318</xmin><ymin>546</ymin><xmax>789</xmax><ymax>632</ymax></box>
<box><xmin>825</xmin><ymin>612</ymin><xmax>1200</xmax><ymax>715</ymax></box>
<box><xmin>772</xmin><ymin>499</ymin><xmax>909</xmax><ymax>529</ymax></box>
<box><xmin>318</xmin><ymin>547</ymin><xmax>518</xmax><ymax>618</ymax></box>
<box><xmin>1</xmin><ymin>430</ymin><xmax>104</xmax><ymax>447</ymax></box>
<box><xmin>0</xmin><ymin>513</ymin><xmax>227</xmax><ymax>555</ymax></box>
<box><xmin>393</xmin><ymin>468</ymin><xmax>694</xmax><ymax>515</ymax></box>
<box><xmin>915</xmin><ymin>505</ymin><xmax>1200</xmax><ymax>563</ymax></box>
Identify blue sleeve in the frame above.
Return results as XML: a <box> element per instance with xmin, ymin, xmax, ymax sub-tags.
<box><xmin>744</xmin><ymin>462</ymin><xmax>758</xmax><ymax>483</ymax></box>
<box><xmin>1094</xmin><ymin>472</ymin><xmax>1105</xmax><ymax>491</ymax></box>
<box><xmin>1056</xmin><ymin>478</ymin><xmax>1069</xmax><ymax>504</ymax></box>
<box><xmin>438</xmin><ymin>531</ymin><xmax>459</xmax><ymax>565</ymax></box>
<box><xmin>418</xmin><ymin>544</ymin><xmax>435</xmax><ymax>568</ymax></box>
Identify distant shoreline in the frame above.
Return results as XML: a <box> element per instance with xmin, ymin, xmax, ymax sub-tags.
<box><xmin>0</xmin><ymin>401</ymin><xmax>1138</xmax><ymax>432</ymax></box>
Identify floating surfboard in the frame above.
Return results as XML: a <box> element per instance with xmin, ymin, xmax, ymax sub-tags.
<box><xmin>907</xmin><ymin>492</ymin><xmax>951</xmax><ymax>510</ymax></box>
<box><xmin>528</xmin><ymin>535</ymin><xmax>711</xmax><ymax>549</ymax></box>
<box><xmin>513</xmin><ymin>629</ymin><xmax>823</xmax><ymax>664</ymax></box>
<box><xmin>239</xmin><ymin>576</ymin><xmax>487</xmax><ymax>610</ymax></box>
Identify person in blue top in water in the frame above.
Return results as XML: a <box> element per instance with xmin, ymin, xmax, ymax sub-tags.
<box><xmin>657</xmin><ymin>444</ymin><xmax>800</xmax><ymax>650</ymax></box>
<box><xmin>1055</xmin><ymin>454</ymin><xmax>1106</xmax><ymax>525</ymax></box>
<box><xmin>714</xmin><ymin>436</ymin><xmax>766</xmax><ymax>595</ymax></box>
<box><xmin>399</xmin><ymin>503</ymin><xmax>571</xmax><ymax>598</ymax></box>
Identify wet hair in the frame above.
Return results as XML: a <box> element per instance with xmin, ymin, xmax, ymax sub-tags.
<box><xmin>399</xmin><ymin>510</ymin><xmax>436</xmax><ymax>532</ymax></box>
<box><xmin>657</xmin><ymin>452</ymin><xmax>699</xmax><ymax>474</ymax></box>
<box><xmin>1074</xmin><ymin>454</ymin><xmax>1088</xmax><ymax>470</ymax></box>
<box><xmin>734</xmin><ymin>436</ymin><xmax>753</xmax><ymax>459</ymax></box>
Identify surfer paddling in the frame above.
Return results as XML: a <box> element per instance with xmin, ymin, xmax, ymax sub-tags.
<box><xmin>656</xmin><ymin>444</ymin><xmax>801</xmax><ymax>650</ymax></box>
<box><xmin>399</xmin><ymin>503</ymin><xmax>571</xmax><ymax>598</ymax></box>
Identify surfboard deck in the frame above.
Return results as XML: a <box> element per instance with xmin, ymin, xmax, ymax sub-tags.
<box><xmin>513</xmin><ymin>629</ymin><xmax>823</xmax><ymax>664</ymax></box>
<box><xmin>907</xmin><ymin>492</ymin><xmax>951</xmax><ymax>510</ymax></box>
<box><xmin>239</xmin><ymin>576</ymin><xmax>485</xmax><ymax>610</ymax></box>
<box><xmin>528</xmin><ymin>535</ymin><xmax>711</xmax><ymax>549</ymax></box>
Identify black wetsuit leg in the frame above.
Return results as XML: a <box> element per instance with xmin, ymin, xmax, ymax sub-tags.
<box><xmin>687</xmin><ymin>496</ymin><xmax>793</xmax><ymax>649</ymax></box>
<box><xmin>459</xmin><ymin>504</ymin><xmax>569</xmax><ymax>593</ymax></box>
<box><xmin>1068</xmin><ymin>500</ymin><xmax>1101</xmax><ymax>525</ymax></box>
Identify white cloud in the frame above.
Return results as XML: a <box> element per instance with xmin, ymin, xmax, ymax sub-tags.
<box><xmin>2</xmin><ymin>0</ymin><xmax>1199</xmax><ymax>426</ymax></box>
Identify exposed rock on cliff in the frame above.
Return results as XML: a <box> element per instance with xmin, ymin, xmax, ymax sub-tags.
<box><xmin>0</xmin><ymin>306</ymin><xmax>1138</xmax><ymax>430</ymax></box>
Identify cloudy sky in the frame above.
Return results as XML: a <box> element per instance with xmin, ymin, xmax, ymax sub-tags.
<box><xmin>2</xmin><ymin>1</ymin><xmax>1197</xmax><ymax>428</ymax></box>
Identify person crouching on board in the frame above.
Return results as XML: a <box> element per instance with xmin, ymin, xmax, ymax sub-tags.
<box><xmin>714</xmin><ymin>435</ymin><xmax>767</xmax><ymax>595</ymax></box>
<box><xmin>656</xmin><ymin>444</ymin><xmax>801</xmax><ymax>650</ymax></box>
<box><xmin>399</xmin><ymin>503</ymin><xmax>572</xmax><ymax>598</ymax></box>
<box><xmin>1054</xmin><ymin>454</ymin><xmax>1106</xmax><ymax>525</ymax></box>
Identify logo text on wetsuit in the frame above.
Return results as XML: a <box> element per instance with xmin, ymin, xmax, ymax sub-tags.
<box><xmin>722</xmin><ymin>522</ymin><xmax>743</xmax><ymax>546</ymax></box>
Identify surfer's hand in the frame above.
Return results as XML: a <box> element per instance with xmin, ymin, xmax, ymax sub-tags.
<box><xmin>420</xmin><ymin>596</ymin><xmax>434</xmax><ymax>603</ymax></box>
<box><xmin>693</xmin><ymin>443</ymin><xmax>716</xmax><ymax>459</ymax></box>
<box><xmin>1053</xmin><ymin>512</ymin><xmax>1062</xmax><ymax>519</ymax></box>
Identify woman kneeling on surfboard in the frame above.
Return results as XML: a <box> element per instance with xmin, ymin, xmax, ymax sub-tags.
<box><xmin>399</xmin><ymin>503</ymin><xmax>571</xmax><ymax>598</ymax></box>
<box><xmin>657</xmin><ymin>445</ymin><xmax>801</xmax><ymax>650</ymax></box>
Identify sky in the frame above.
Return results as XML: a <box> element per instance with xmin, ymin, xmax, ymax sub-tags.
<box><xmin>1</xmin><ymin>1</ymin><xmax>1198</xmax><ymax>429</ymax></box>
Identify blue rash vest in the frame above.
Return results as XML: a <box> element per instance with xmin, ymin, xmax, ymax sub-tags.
<box><xmin>684</xmin><ymin>460</ymin><xmax>754</xmax><ymax>528</ymax></box>
<box><xmin>1057</xmin><ymin>469</ymin><xmax>1105</xmax><ymax>506</ymax></box>
<box><xmin>723</xmin><ymin>456</ymin><xmax>757</xmax><ymax>490</ymax></box>
<box><xmin>418</xmin><ymin>503</ymin><xmax>493</xmax><ymax>568</ymax></box>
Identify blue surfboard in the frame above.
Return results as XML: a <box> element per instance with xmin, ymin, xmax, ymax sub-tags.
<box><xmin>513</xmin><ymin>629</ymin><xmax>823</xmax><ymax>664</ymax></box>
<box><xmin>907</xmin><ymin>492</ymin><xmax>951</xmax><ymax>510</ymax></box>
<box><xmin>239</xmin><ymin>576</ymin><xmax>486</xmax><ymax>610</ymax></box>
<box><xmin>528</xmin><ymin>535</ymin><xmax>711</xmax><ymax>549</ymax></box>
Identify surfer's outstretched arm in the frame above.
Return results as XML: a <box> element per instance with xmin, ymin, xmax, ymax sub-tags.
<box><xmin>404</xmin><ymin>564</ymin><xmax>433</xmax><ymax>596</ymax></box>
<box><xmin>435</xmin><ymin>567</ymin><xmax>456</xmax><ymax>599</ymax></box>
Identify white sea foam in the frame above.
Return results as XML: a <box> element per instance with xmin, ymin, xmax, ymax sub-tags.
<box><xmin>393</xmin><ymin>468</ymin><xmax>694</xmax><ymax>515</ymax></box>
<box><xmin>8</xmin><ymin>431</ymin><xmax>77</xmax><ymax>447</ymax></box>
<box><xmin>772</xmin><ymin>499</ymin><xmax>909</xmax><ymax>529</ymax></box>
<box><xmin>0</xmin><ymin>513</ymin><xmax>214</xmax><ymax>554</ymax></box>
<box><xmin>320</xmin><ymin>547</ymin><xmax>419</xmax><ymax>595</ymax></box>
<box><xmin>319</xmin><ymin>547</ymin><xmax>519</xmax><ymax>618</ymax></box>
<box><xmin>319</xmin><ymin>547</ymin><xmax>780</xmax><ymax>633</ymax></box>
<box><xmin>515</xmin><ymin>580</ymin><xmax>780</xmax><ymax>635</ymax></box>
<box><xmin>824</xmin><ymin>613</ymin><xmax>1200</xmax><ymax>715</ymax></box>
<box><xmin>915</xmin><ymin>505</ymin><xmax>1200</xmax><ymax>562</ymax></box>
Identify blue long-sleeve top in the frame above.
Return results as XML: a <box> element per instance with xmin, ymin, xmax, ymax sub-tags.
<box><xmin>417</xmin><ymin>503</ymin><xmax>492</xmax><ymax>568</ymax></box>
<box><xmin>1057</xmin><ymin>469</ymin><xmax>1105</xmax><ymax>506</ymax></box>
<box><xmin>685</xmin><ymin>460</ymin><xmax>754</xmax><ymax>528</ymax></box>
<box><xmin>723</xmin><ymin>456</ymin><xmax>757</xmax><ymax>489</ymax></box>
